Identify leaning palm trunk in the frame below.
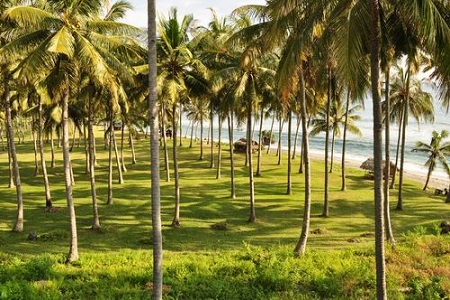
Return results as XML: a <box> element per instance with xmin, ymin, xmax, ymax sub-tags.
<box><xmin>247</xmin><ymin>99</ymin><xmax>256</xmax><ymax>223</ymax></box>
<box><xmin>160</xmin><ymin>105</ymin><xmax>170</xmax><ymax>181</ymax></box>
<box><xmin>216</xmin><ymin>116</ymin><xmax>222</xmax><ymax>179</ymax></box>
<box><xmin>189</xmin><ymin>120</ymin><xmax>195</xmax><ymax>148</ymax></box>
<box><xmin>111</xmin><ymin>122</ymin><xmax>124</xmax><ymax>184</ymax></box>
<box><xmin>120</xmin><ymin>120</ymin><xmax>127</xmax><ymax>172</ymax></box>
<box><xmin>397</xmin><ymin>68</ymin><xmax>410</xmax><ymax>211</ymax></box>
<box><xmin>384</xmin><ymin>64</ymin><xmax>395</xmax><ymax>243</ymax></box>
<box><xmin>390</xmin><ymin>113</ymin><xmax>403</xmax><ymax>189</ymax></box>
<box><xmin>341</xmin><ymin>90</ymin><xmax>351</xmax><ymax>191</ymax></box>
<box><xmin>294</xmin><ymin>65</ymin><xmax>311</xmax><ymax>256</ymax></box>
<box><xmin>88</xmin><ymin>96</ymin><xmax>101</xmax><ymax>230</ymax></box>
<box><xmin>7</xmin><ymin>129</ymin><xmax>15</xmax><ymax>188</ymax></box>
<box><xmin>266</xmin><ymin>114</ymin><xmax>275</xmax><ymax>154</ymax></box>
<box><xmin>299</xmin><ymin>133</ymin><xmax>304</xmax><ymax>174</ymax></box>
<box><xmin>38</xmin><ymin>100</ymin><xmax>52</xmax><ymax>208</ymax></box>
<box><xmin>228</xmin><ymin>112</ymin><xmax>236</xmax><ymax>199</ymax></box>
<box><xmin>171</xmin><ymin>104</ymin><xmax>181</xmax><ymax>227</ymax></box>
<box><xmin>370</xmin><ymin>2</ymin><xmax>387</xmax><ymax>297</ymax></box>
<box><xmin>286</xmin><ymin>110</ymin><xmax>292</xmax><ymax>195</ymax></box>
<box><xmin>4</xmin><ymin>69</ymin><xmax>23</xmax><ymax>232</ymax></box>
<box><xmin>256</xmin><ymin>106</ymin><xmax>264</xmax><ymax>176</ymax></box>
<box><xmin>129</xmin><ymin>131</ymin><xmax>136</xmax><ymax>164</ymax></box>
<box><xmin>292</xmin><ymin>115</ymin><xmax>301</xmax><ymax>159</ymax></box>
<box><xmin>62</xmin><ymin>90</ymin><xmax>78</xmax><ymax>264</ymax></box>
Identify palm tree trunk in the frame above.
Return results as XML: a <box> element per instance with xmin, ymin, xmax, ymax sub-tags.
<box><xmin>51</xmin><ymin>128</ymin><xmax>56</xmax><ymax>168</ymax></box>
<box><xmin>323</xmin><ymin>71</ymin><xmax>331</xmax><ymax>217</ymax></box>
<box><xmin>216</xmin><ymin>116</ymin><xmax>222</xmax><ymax>179</ymax></box>
<box><xmin>7</xmin><ymin>129</ymin><xmax>15</xmax><ymax>188</ymax></box>
<box><xmin>32</xmin><ymin>124</ymin><xmax>39</xmax><ymax>176</ymax></box>
<box><xmin>277</xmin><ymin>117</ymin><xmax>284</xmax><ymax>165</ymax></box>
<box><xmin>247</xmin><ymin>99</ymin><xmax>256</xmax><ymax>223</ymax></box>
<box><xmin>4</xmin><ymin>68</ymin><xmax>23</xmax><ymax>232</ymax></box>
<box><xmin>341</xmin><ymin>90</ymin><xmax>351</xmax><ymax>191</ymax></box>
<box><xmin>266</xmin><ymin>114</ymin><xmax>275</xmax><ymax>154</ymax></box>
<box><xmin>299</xmin><ymin>133</ymin><xmax>304</xmax><ymax>174</ymax></box>
<box><xmin>129</xmin><ymin>131</ymin><xmax>136</xmax><ymax>164</ymax></box>
<box><xmin>446</xmin><ymin>185</ymin><xmax>450</xmax><ymax>203</ymax></box>
<box><xmin>286</xmin><ymin>110</ymin><xmax>292</xmax><ymax>195</ymax></box>
<box><xmin>148</xmin><ymin>0</ymin><xmax>163</xmax><ymax>294</ymax></box>
<box><xmin>112</xmin><ymin>122</ymin><xmax>124</xmax><ymax>184</ymax></box>
<box><xmin>369</xmin><ymin>1</ymin><xmax>387</xmax><ymax>297</ymax></box>
<box><xmin>256</xmin><ymin>106</ymin><xmax>264</xmax><ymax>176</ymax></box>
<box><xmin>161</xmin><ymin>104</ymin><xmax>170</xmax><ymax>181</ymax></box>
<box><xmin>70</xmin><ymin>123</ymin><xmax>76</xmax><ymax>151</ymax></box>
<box><xmin>62</xmin><ymin>89</ymin><xmax>78</xmax><ymax>264</ymax></box>
<box><xmin>228</xmin><ymin>112</ymin><xmax>236</xmax><ymax>199</ymax></box>
<box><xmin>88</xmin><ymin>95</ymin><xmax>101</xmax><ymax>230</ymax></box>
<box><xmin>292</xmin><ymin>115</ymin><xmax>301</xmax><ymax>159</ymax></box>
<box><xmin>199</xmin><ymin>112</ymin><xmax>204</xmax><ymax>160</ymax></box>
<box><xmin>397</xmin><ymin>66</ymin><xmax>410</xmax><ymax>211</ymax></box>
<box><xmin>294</xmin><ymin>64</ymin><xmax>311</xmax><ymax>256</ymax></box>
<box><xmin>38</xmin><ymin>100</ymin><xmax>52</xmax><ymax>209</ymax></box>
<box><xmin>179</xmin><ymin>104</ymin><xmax>183</xmax><ymax>147</ymax></box>
<box><xmin>189</xmin><ymin>120</ymin><xmax>195</xmax><ymax>148</ymax></box>
<box><xmin>120</xmin><ymin>119</ymin><xmax>127</xmax><ymax>172</ymax></box>
<box><xmin>0</xmin><ymin>126</ymin><xmax>4</xmax><ymax>151</ymax></box>
<box><xmin>171</xmin><ymin>104</ymin><xmax>181</xmax><ymax>227</ymax></box>
<box><xmin>84</xmin><ymin>121</ymin><xmax>90</xmax><ymax>174</ymax></box>
<box><xmin>209</xmin><ymin>109</ymin><xmax>214</xmax><ymax>168</ymax></box>
<box><xmin>423</xmin><ymin>163</ymin><xmax>434</xmax><ymax>191</ymax></box>
<box><xmin>390</xmin><ymin>113</ymin><xmax>403</xmax><ymax>189</ymax></box>
<box><xmin>384</xmin><ymin>63</ymin><xmax>395</xmax><ymax>243</ymax></box>
<box><xmin>107</xmin><ymin>122</ymin><xmax>113</xmax><ymax>205</ymax></box>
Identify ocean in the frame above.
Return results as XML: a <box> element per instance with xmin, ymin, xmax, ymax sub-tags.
<box><xmin>179</xmin><ymin>84</ymin><xmax>450</xmax><ymax>185</ymax></box>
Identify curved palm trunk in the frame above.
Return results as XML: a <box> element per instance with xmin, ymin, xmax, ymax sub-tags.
<box><xmin>171</xmin><ymin>104</ymin><xmax>181</xmax><ymax>227</ymax></box>
<box><xmin>256</xmin><ymin>106</ymin><xmax>264</xmax><ymax>176</ymax></box>
<box><xmin>88</xmin><ymin>96</ymin><xmax>101</xmax><ymax>230</ymax></box>
<box><xmin>294</xmin><ymin>65</ymin><xmax>311</xmax><ymax>256</ymax></box>
<box><xmin>38</xmin><ymin>100</ymin><xmax>52</xmax><ymax>209</ymax></box>
<box><xmin>112</xmin><ymin>123</ymin><xmax>124</xmax><ymax>184</ymax></box>
<box><xmin>228</xmin><ymin>113</ymin><xmax>236</xmax><ymax>199</ymax></box>
<box><xmin>247</xmin><ymin>100</ymin><xmax>256</xmax><ymax>223</ymax></box>
<box><xmin>148</xmin><ymin>4</ymin><xmax>163</xmax><ymax>295</ymax></box>
<box><xmin>390</xmin><ymin>113</ymin><xmax>403</xmax><ymax>189</ymax></box>
<box><xmin>286</xmin><ymin>110</ymin><xmax>292</xmax><ymax>195</ymax></box>
<box><xmin>370</xmin><ymin>2</ymin><xmax>387</xmax><ymax>297</ymax></box>
<box><xmin>266</xmin><ymin>114</ymin><xmax>275</xmax><ymax>154</ymax></box>
<box><xmin>423</xmin><ymin>162</ymin><xmax>434</xmax><ymax>191</ymax></box>
<box><xmin>384</xmin><ymin>64</ymin><xmax>395</xmax><ymax>243</ymax></box>
<box><xmin>397</xmin><ymin>67</ymin><xmax>410</xmax><ymax>211</ymax></box>
<box><xmin>120</xmin><ymin>120</ymin><xmax>127</xmax><ymax>172</ymax></box>
<box><xmin>341</xmin><ymin>90</ymin><xmax>351</xmax><ymax>191</ymax></box>
<box><xmin>4</xmin><ymin>69</ymin><xmax>24</xmax><ymax>232</ymax></box>
<box><xmin>216</xmin><ymin>116</ymin><xmax>222</xmax><ymax>179</ymax></box>
<box><xmin>62</xmin><ymin>90</ymin><xmax>78</xmax><ymax>264</ymax></box>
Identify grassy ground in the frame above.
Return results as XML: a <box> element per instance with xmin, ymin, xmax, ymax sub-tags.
<box><xmin>0</xmin><ymin>128</ymin><xmax>449</xmax><ymax>299</ymax></box>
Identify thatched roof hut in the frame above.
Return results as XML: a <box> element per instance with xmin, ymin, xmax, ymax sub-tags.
<box><xmin>360</xmin><ymin>158</ymin><xmax>398</xmax><ymax>178</ymax></box>
<box><xmin>233</xmin><ymin>138</ymin><xmax>259</xmax><ymax>153</ymax></box>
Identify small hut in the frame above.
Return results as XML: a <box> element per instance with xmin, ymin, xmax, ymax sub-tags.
<box><xmin>233</xmin><ymin>138</ymin><xmax>259</xmax><ymax>153</ymax></box>
<box><xmin>360</xmin><ymin>158</ymin><xmax>397</xmax><ymax>179</ymax></box>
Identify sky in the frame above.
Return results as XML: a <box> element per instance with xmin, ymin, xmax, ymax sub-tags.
<box><xmin>123</xmin><ymin>0</ymin><xmax>265</xmax><ymax>28</ymax></box>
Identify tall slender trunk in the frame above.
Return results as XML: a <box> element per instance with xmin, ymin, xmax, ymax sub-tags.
<box><xmin>397</xmin><ymin>66</ymin><xmax>410</xmax><ymax>211</ymax></box>
<box><xmin>286</xmin><ymin>110</ymin><xmax>292</xmax><ymax>195</ymax></box>
<box><xmin>256</xmin><ymin>106</ymin><xmax>264</xmax><ymax>176</ymax></box>
<box><xmin>171</xmin><ymin>104</ymin><xmax>181</xmax><ymax>227</ymax></box>
<box><xmin>62</xmin><ymin>89</ymin><xmax>78</xmax><ymax>264</ymax></box>
<box><xmin>216</xmin><ymin>116</ymin><xmax>222</xmax><ymax>179</ymax></box>
<box><xmin>161</xmin><ymin>104</ymin><xmax>170</xmax><ymax>181</ymax></box>
<box><xmin>323</xmin><ymin>71</ymin><xmax>331</xmax><ymax>217</ymax></box>
<box><xmin>228</xmin><ymin>112</ymin><xmax>236</xmax><ymax>199</ymax></box>
<box><xmin>299</xmin><ymin>133</ymin><xmax>304</xmax><ymax>174</ymax></box>
<box><xmin>179</xmin><ymin>104</ymin><xmax>183</xmax><ymax>147</ymax></box>
<box><xmin>107</xmin><ymin>121</ymin><xmax>113</xmax><ymax>205</ymax></box>
<box><xmin>294</xmin><ymin>64</ymin><xmax>311</xmax><ymax>256</ymax></box>
<box><xmin>38</xmin><ymin>99</ymin><xmax>52</xmax><ymax>209</ymax></box>
<box><xmin>390</xmin><ymin>113</ymin><xmax>403</xmax><ymax>189</ymax></box>
<box><xmin>111</xmin><ymin>120</ymin><xmax>124</xmax><ymax>184</ymax></box>
<box><xmin>0</xmin><ymin>126</ymin><xmax>4</xmax><ymax>151</ymax></box>
<box><xmin>189</xmin><ymin>120</ymin><xmax>195</xmax><ymax>148</ymax></box>
<box><xmin>84</xmin><ymin>121</ymin><xmax>90</xmax><ymax>174</ymax></box>
<box><xmin>209</xmin><ymin>108</ymin><xmax>214</xmax><ymax>168</ymax></box>
<box><xmin>247</xmin><ymin>99</ymin><xmax>256</xmax><ymax>223</ymax></box>
<box><xmin>341</xmin><ymin>90</ymin><xmax>351</xmax><ymax>191</ymax></box>
<box><xmin>148</xmin><ymin>0</ymin><xmax>163</xmax><ymax>294</ymax></box>
<box><xmin>277</xmin><ymin>117</ymin><xmax>284</xmax><ymax>165</ymax></box>
<box><xmin>266</xmin><ymin>114</ymin><xmax>275</xmax><ymax>154</ymax></box>
<box><xmin>4</xmin><ymin>68</ymin><xmax>23</xmax><ymax>232</ymax></box>
<box><xmin>129</xmin><ymin>131</ymin><xmax>136</xmax><ymax>164</ymax></box>
<box><xmin>51</xmin><ymin>129</ymin><xmax>56</xmax><ymax>168</ymax></box>
<box><xmin>70</xmin><ymin>123</ymin><xmax>76</xmax><ymax>151</ymax></box>
<box><xmin>370</xmin><ymin>1</ymin><xmax>387</xmax><ymax>297</ymax></box>
<box><xmin>7</xmin><ymin>129</ymin><xmax>15</xmax><ymax>188</ymax></box>
<box><xmin>199</xmin><ymin>110</ymin><xmax>204</xmax><ymax>160</ymax></box>
<box><xmin>384</xmin><ymin>64</ymin><xmax>395</xmax><ymax>243</ymax></box>
<box><xmin>32</xmin><ymin>122</ymin><xmax>39</xmax><ymax>176</ymax></box>
<box><xmin>88</xmin><ymin>94</ymin><xmax>101</xmax><ymax>230</ymax></box>
<box><xmin>292</xmin><ymin>115</ymin><xmax>301</xmax><ymax>159</ymax></box>
<box><xmin>120</xmin><ymin>119</ymin><xmax>127</xmax><ymax>172</ymax></box>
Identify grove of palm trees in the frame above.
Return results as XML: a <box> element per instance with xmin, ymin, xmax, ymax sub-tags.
<box><xmin>1</xmin><ymin>0</ymin><xmax>450</xmax><ymax>299</ymax></box>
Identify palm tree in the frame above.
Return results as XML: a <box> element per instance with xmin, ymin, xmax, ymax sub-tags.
<box><xmin>412</xmin><ymin>130</ymin><xmax>450</xmax><ymax>190</ymax></box>
<box><xmin>148</xmin><ymin>0</ymin><xmax>163</xmax><ymax>298</ymax></box>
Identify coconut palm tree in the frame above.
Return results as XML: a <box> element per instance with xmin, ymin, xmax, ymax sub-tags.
<box><xmin>412</xmin><ymin>130</ymin><xmax>450</xmax><ymax>190</ymax></box>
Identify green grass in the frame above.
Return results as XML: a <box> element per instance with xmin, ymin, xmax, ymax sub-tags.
<box><xmin>0</xmin><ymin>128</ymin><xmax>449</xmax><ymax>299</ymax></box>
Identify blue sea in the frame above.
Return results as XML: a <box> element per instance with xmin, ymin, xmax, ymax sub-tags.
<box><xmin>180</xmin><ymin>82</ymin><xmax>450</xmax><ymax>184</ymax></box>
